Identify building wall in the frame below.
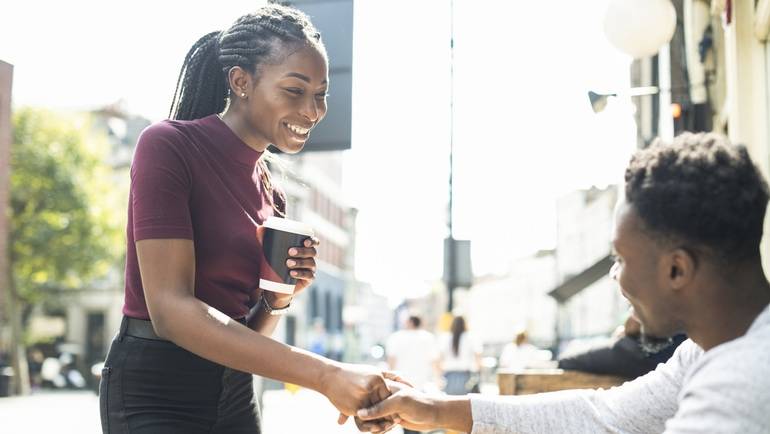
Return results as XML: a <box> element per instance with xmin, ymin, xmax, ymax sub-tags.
<box><xmin>269</xmin><ymin>151</ymin><xmax>359</xmax><ymax>361</ymax></box>
<box><xmin>556</xmin><ymin>186</ymin><xmax>616</xmax><ymax>278</ymax></box>
<box><xmin>468</xmin><ymin>252</ymin><xmax>558</xmax><ymax>348</ymax></box>
<box><xmin>555</xmin><ymin>186</ymin><xmax>625</xmax><ymax>341</ymax></box>
<box><xmin>721</xmin><ymin>0</ymin><xmax>770</xmax><ymax>270</ymax></box>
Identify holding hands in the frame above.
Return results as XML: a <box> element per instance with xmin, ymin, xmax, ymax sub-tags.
<box><xmin>354</xmin><ymin>377</ymin><xmax>473</xmax><ymax>433</ymax></box>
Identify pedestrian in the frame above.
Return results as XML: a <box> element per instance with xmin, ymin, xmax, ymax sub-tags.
<box><xmin>439</xmin><ymin>315</ymin><xmax>482</xmax><ymax>395</ymax></box>
<box><xmin>99</xmin><ymin>5</ymin><xmax>391</xmax><ymax>433</ymax></box>
<box><xmin>498</xmin><ymin>329</ymin><xmax>541</xmax><ymax>371</ymax></box>
<box><xmin>386</xmin><ymin>315</ymin><xmax>440</xmax><ymax>434</ymax></box>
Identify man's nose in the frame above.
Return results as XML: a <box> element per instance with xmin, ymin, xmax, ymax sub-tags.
<box><xmin>609</xmin><ymin>262</ymin><xmax>620</xmax><ymax>281</ymax></box>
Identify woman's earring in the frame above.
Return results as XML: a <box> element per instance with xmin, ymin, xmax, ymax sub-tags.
<box><xmin>241</xmin><ymin>92</ymin><xmax>247</xmax><ymax>98</ymax></box>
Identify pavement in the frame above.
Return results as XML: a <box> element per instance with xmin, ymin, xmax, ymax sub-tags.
<box><xmin>0</xmin><ymin>388</ymin><xmax>409</xmax><ymax>434</ymax></box>
<box><xmin>0</xmin><ymin>390</ymin><xmax>101</xmax><ymax>434</ymax></box>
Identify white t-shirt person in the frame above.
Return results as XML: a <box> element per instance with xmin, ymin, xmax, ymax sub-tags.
<box><xmin>386</xmin><ymin>321</ymin><xmax>439</xmax><ymax>391</ymax></box>
<box><xmin>440</xmin><ymin>332</ymin><xmax>482</xmax><ymax>373</ymax></box>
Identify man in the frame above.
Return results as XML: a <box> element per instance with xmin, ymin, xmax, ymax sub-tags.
<box><xmin>385</xmin><ymin>315</ymin><xmax>440</xmax><ymax>390</ymax></box>
<box><xmin>357</xmin><ymin>133</ymin><xmax>770</xmax><ymax>433</ymax></box>
<box><xmin>384</xmin><ymin>314</ymin><xmax>440</xmax><ymax>434</ymax></box>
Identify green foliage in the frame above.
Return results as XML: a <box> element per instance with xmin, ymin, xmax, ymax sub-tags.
<box><xmin>10</xmin><ymin>108</ymin><xmax>125</xmax><ymax>305</ymax></box>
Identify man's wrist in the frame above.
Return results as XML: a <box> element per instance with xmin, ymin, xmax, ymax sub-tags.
<box><xmin>436</xmin><ymin>396</ymin><xmax>473</xmax><ymax>432</ymax></box>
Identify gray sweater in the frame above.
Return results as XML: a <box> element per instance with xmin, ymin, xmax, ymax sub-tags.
<box><xmin>471</xmin><ymin>304</ymin><xmax>770</xmax><ymax>433</ymax></box>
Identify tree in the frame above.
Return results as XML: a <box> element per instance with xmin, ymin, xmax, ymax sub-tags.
<box><xmin>6</xmin><ymin>107</ymin><xmax>124</xmax><ymax>394</ymax></box>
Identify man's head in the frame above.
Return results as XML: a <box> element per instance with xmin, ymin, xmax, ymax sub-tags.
<box><xmin>406</xmin><ymin>315</ymin><xmax>422</xmax><ymax>330</ymax></box>
<box><xmin>611</xmin><ymin>133</ymin><xmax>769</xmax><ymax>337</ymax></box>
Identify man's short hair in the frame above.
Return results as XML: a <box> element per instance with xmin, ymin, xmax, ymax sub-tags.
<box><xmin>407</xmin><ymin>316</ymin><xmax>422</xmax><ymax>328</ymax></box>
<box><xmin>624</xmin><ymin>132</ymin><xmax>769</xmax><ymax>263</ymax></box>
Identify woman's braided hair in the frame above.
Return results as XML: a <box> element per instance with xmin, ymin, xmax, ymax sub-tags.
<box><xmin>168</xmin><ymin>4</ymin><xmax>325</xmax><ymax>215</ymax></box>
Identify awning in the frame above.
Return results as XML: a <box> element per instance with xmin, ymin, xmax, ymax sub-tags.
<box><xmin>548</xmin><ymin>254</ymin><xmax>613</xmax><ymax>303</ymax></box>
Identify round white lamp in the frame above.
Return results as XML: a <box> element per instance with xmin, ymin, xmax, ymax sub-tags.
<box><xmin>604</xmin><ymin>0</ymin><xmax>677</xmax><ymax>59</ymax></box>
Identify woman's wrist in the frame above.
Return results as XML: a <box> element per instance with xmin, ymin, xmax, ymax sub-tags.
<box><xmin>315</xmin><ymin>359</ymin><xmax>341</xmax><ymax>395</ymax></box>
<box><xmin>263</xmin><ymin>291</ymin><xmax>292</xmax><ymax>309</ymax></box>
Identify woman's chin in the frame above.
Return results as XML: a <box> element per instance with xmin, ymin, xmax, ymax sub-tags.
<box><xmin>272</xmin><ymin>141</ymin><xmax>305</xmax><ymax>154</ymax></box>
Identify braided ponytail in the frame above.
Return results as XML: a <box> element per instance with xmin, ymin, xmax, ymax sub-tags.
<box><xmin>168</xmin><ymin>31</ymin><xmax>227</xmax><ymax>121</ymax></box>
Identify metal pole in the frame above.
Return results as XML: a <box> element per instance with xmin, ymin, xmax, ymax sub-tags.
<box><xmin>658</xmin><ymin>43</ymin><xmax>674</xmax><ymax>141</ymax></box>
<box><xmin>447</xmin><ymin>0</ymin><xmax>456</xmax><ymax>313</ymax></box>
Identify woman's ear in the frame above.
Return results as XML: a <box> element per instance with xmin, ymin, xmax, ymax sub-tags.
<box><xmin>227</xmin><ymin>66</ymin><xmax>251</xmax><ymax>97</ymax></box>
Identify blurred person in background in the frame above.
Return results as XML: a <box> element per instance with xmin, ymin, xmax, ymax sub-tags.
<box><xmin>498</xmin><ymin>329</ymin><xmax>542</xmax><ymax>371</ymax></box>
<box><xmin>558</xmin><ymin>311</ymin><xmax>686</xmax><ymax>379</ymax></box>
<box><xmin>386</xmin><ymin>315</ymin><xmax>440</xmax><ymax>434</ymax></box>
<box><xmin>440</xmin><ymin>315</ymin><xmax>482</xmax><ymax>395</ymax></box>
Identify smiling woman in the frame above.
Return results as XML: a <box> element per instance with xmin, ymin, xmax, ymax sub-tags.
<box><xmin>98</xmin><ymin>4</ymin><xmax>394</xmax><ymax>434</ymax></box>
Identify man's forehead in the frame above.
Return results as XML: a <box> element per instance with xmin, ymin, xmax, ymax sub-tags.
<box><xmin>612</xmin><ymin>199</ymin><xmax>642</xmax><ymax>244</ymax></box>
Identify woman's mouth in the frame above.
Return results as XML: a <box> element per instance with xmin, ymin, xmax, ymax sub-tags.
<box><xmin>285</xmin><ymin>122</ymin><xmax>310</xmax><ymax>140</ymax></box>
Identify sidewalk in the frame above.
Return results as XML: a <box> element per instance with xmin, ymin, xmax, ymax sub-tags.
<box><xmin>0</xmin><ymin>390</ymin><xmax>100</xmax><ymax>434</ymax></box>
<box><xmin>0</xmin><ymin>388</ymin><xmax>409</xmax><ymax>434</ymax></box>
<box><xmin>262</xmin><ymin>387</ymin><xmax>406</xmax><ymax>434</ymax></box>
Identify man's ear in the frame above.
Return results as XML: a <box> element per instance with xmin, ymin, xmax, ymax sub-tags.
<box><xmin>668</xmin><ymin>247</ymin><xmax>696</xmax><ymax>290</ymax></box>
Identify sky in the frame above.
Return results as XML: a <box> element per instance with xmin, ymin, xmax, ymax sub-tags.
<box><xmin>1</xmin><ymin>0</ymin><xmax>636</xmax><ymax>303</ymax></box>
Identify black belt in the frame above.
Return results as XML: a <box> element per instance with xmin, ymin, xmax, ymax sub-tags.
<box><xmin>123</xmin><ymin>316</ymin><xmax>247</xmax><ymax>342</ymax></box>
<box><xmin>124</xmin><ymin>316</ymin><xmax>166</xmax><ymax>341</ymax></box>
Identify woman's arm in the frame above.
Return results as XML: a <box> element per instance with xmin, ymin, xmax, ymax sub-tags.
<box><xmin>136</xmin><ymin>238</ymin><xmax>389</xmax><ymax>416</ymax></box>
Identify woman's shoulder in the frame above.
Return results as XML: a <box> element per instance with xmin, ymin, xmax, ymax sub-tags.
<box><xmin>135</xmin><ymin>118</ymin><xmax>210</xmax><ymax>155</ymax></box>
<box><xmin>139</xmin><ymin>119</ymin><xmax>194</xmax><ymax>143</ymax></box>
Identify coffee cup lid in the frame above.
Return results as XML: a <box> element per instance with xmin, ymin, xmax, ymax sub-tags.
<box><xmin>263</xmin><ymin>216</ymin><xmax>315</xmax><ymax>237</ymax></box>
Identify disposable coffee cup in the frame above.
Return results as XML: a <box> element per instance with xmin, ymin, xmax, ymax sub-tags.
<box><xmin>259</xmin><ymin>216</ymin><xmax>315</xmax><ymax>294</ymax></box>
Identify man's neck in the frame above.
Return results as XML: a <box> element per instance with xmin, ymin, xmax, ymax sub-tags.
<box><xmin>687</xmin><ymin>264</ymin><xmax>770</xmax><ymax>351</ymax></box>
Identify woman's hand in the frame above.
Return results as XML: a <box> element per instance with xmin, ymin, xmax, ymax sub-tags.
<box><xmin>319</xmin><ymin>362</ymin><xmax>392</xmax><ymax>421</ymax></box>
<box><xmin>261</xmin><ymin>236</ymin><xmax>319</xmax><ymax>309</ymax></box>
<box><xmin>287</xmin><ymin>236</ymin><xmax>319</xmax><ymax>295</ymax></box>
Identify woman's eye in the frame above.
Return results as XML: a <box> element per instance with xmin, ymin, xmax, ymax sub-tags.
<box><xmin>285</xmin><ymin>88</ymin><xmax>303</xmax><ymax>95</ymax></box>
<box><xmin>315</xmin><ymin>92</ymin><xmax>328</xmax><ymax>100</ymax></box>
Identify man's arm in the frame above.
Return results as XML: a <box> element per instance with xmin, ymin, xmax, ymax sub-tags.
<box><xmin>359</xmin><ymin>341</ymin><xmax>699</xmax><ymax>433</ymax></box>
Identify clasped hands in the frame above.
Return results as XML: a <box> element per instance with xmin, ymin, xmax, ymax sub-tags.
<box><xmin>323</xmin><ymin>363</ymin><xmax>442</xmax><ymax>433</ymax></box>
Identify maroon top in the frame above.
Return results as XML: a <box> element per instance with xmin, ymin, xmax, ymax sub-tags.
<box><xmin>123</xmin><ymin>114</ymin><xmax>283</xmax><ymax>319</ymax></box>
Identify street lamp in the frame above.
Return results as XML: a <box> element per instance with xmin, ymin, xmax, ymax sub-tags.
<box><xmin>604</xmin><ymin>0</ymin><xmax>677</xmax><ymax>59</ymax></box>
<box><xmin>602</xmin><ymin>0</ymin><xmax>677</xmax><ymax>141</ymax></box>
<box><xmin>588</xmin><ymin>86</ymin><xmax>659</xmax><ymax>113</ymax></box>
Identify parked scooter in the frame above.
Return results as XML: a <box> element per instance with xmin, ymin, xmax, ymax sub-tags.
<box><xmin>40</xmin><ymin>352</ymin><xmax>86</xmax><ymax>389</ymax></box>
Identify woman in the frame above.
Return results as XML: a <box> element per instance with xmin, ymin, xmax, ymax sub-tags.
<box><xmin>440</xmin><ymin>316</ymin><xmax>482</xmax><ymax>395</ymax></box>
<box><xmin>99</xmin><ymin>5</ymin><xmax>391</xmax><ymax>433</ymax></box>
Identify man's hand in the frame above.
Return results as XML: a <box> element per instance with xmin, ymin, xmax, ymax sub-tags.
<box><xmin>355</xmin><ymin>377</ymin><xmax>473</xmax><ymax>433</ymax></box>
<box><xmin>355</xmin><ymin>385</ymin><xmax>441</xmax><ymax>432</ymax></box>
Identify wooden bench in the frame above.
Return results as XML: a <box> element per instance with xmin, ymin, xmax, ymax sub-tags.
<box><xmin>497</xmin><ymin>369</ymin><xmax>627</xmax><ymax>395</ymax></box>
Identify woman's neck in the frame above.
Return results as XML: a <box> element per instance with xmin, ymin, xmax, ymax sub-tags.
<box><xmin>219</xmin><ymin>110</ymin><xmax>269</xmax><ymax>152</ymax></box>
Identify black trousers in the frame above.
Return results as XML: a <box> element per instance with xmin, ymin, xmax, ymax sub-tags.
<box><xmin>99</xmin><ymin>317</ymin><xmax>261</xmax><ymax>434</ymax></box>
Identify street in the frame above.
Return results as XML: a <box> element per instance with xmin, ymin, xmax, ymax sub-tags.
<box><xmin>0</xmin><ymin>388</ymin><xmax>407</xmax><ymax>434</ymax></box>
